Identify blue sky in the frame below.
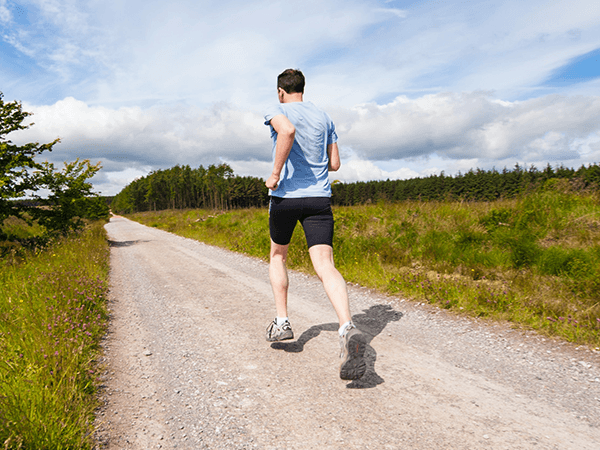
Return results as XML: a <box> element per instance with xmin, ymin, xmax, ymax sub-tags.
<box><xmin>546</xmin><ymin>48</ymin><xmax>600</xmax><ymax>85</ymax></box>
<box><xmin>1</xmin><ymin>0</ymin><xmax>600</xmax><ymax>195</ymax></box>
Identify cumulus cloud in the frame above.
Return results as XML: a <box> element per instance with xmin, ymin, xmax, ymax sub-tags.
<box><xmin>9</xmin><ymin>90</ymin><xmax>599</xmax><ymax>195</ymax></box>
<box><xmin>90</xmin><ymin>167</ymin><xmax>152</xmax><ymax>196</ymax></box>
<box><xmin>227</xmin><ymin>159</ymin><xmax>272</xmax><ymax>180</ymax></box>
<box><xmin>10</xmin><ymin>97</ymin><xmax>271</xmax><ymax>194</ymax></box>
<box><xmin>333</xmin><ymin>158</ymin><xmax>419</xmax><ymax>183</ymax></box>
<box><xmin>587</xmin><ymin>138</ymin><xmax>600</xmax><ymax>161</ymax></box>
<box><xmin>335</xmin><ymin>92</ymin><xmax>600</xmax><ymax>164</ymax></box>
<box><xmin>16</xmin><ymin>97</ymin><xmax>269</xmax><ymax>168</ymax></box>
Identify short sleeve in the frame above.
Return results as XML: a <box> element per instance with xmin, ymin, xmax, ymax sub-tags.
<box><xmin>264</xmin><ymin>104</ymin><xmax>285</xmax><ymax>125</ymax></box>
<box><xmin>327</xmin><ymin>118</ymin><xmax>338</xmax><ymax>145</ymax></box>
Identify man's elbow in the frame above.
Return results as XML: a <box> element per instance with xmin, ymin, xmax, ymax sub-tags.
<box><xmin>329</xmin><ymin>161</ymin><xmax>341</xmax><ymax>172</ymax></box>
<box><xmin>281</xmin><ymin>124</ymin><xmax>295</xmax><ymax>139</ymax></box>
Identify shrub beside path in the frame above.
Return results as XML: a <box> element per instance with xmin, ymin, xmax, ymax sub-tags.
<box><xmin>95</xmin><ymin>216</ymin><xmax>600</xmax><ymax>449</ymax></box>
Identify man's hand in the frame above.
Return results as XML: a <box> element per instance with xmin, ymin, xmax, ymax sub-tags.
<box><xmin>266</xmin><ymin>173</ymin><xmax>280</xmax><ymax>190</ymax></box>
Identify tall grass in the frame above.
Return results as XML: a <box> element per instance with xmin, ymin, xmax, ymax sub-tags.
<box><xmin>128</xmin><ymin>182</ymin><xmax>600</xmax><ymax>347</ymax></box>
<box><xmin>0</xmin><ymin>220</ymin><xmax>109</xmax><ymax>449</ymax></box>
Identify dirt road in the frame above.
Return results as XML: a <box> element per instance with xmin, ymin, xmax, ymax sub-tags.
<box><xmin>95</xmin><ymin>216</ymin><xmax>600</xmax><ymax>449</ymax></box>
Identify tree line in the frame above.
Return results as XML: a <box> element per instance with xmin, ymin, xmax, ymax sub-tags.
<box><xmin>331</xmin><ymin>163</ymin><xmax>600</xmax><ymax>206</ymax></box>
<box><xmin>110</xmin><ymin>163</ymin><xmax>269</xmax><ymax>213</ymax></box>
<box><xmin>112</xmin><ymin>161</ymin><xmax>600</xmax><ymax>214</ymax></box>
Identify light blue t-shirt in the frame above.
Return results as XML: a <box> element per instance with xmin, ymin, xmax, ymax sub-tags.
<box><xmin>264</xmin><ymin>101</ymin><xmax>338</xmax><ymax>198</ymax></box>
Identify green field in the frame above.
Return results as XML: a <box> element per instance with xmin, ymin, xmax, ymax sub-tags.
<box><xmin>128</xmin><ymin>182</ymin><xmax>600</xmax><ymax>348</ymax></box>
<box><xmin>0</xmin><ymin>220</ymin><xmax>110</xmax><ymax>449</ymax></box>
<box><xmin>1</xmin><ymin>181</ymin><xmax>597</xmax><ymax>448</ymax></box>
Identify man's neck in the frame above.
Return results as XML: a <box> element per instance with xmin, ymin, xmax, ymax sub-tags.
<box><xmin>280</xmin><ymin>91</ymin><xmax>303</xmax><ymax>103</ymax></box>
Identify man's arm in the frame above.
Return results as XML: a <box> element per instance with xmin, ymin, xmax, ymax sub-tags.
<box><xmin>327</xmin><ymin>142</ymin><xmax>341</xmax><ymax>172</ymax></box>
<box><xmin>266</xmin><ymin>114</ymin><xmax>295</xmax><ymax>190</ymax></box>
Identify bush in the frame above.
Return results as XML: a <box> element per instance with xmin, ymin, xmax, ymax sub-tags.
<box><xmin>539</xmin><ymin>247</ymin><xmax>594</xmax><ymax>278</ymax></box>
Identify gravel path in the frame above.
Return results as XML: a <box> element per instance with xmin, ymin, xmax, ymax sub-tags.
<box><xmin>95</xmin><ymin>216</ymin><xmax>600</xmax><ymax>449</ymax></box>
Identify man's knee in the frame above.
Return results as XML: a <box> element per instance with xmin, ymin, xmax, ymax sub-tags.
<box><xmin>308</xmin><ymin>244</ymin><xmax>335</xmax><ymax>270</ymax></box>
<box><xmin>270</xmin><ymin>240</ymin><xmax>289</xmax><ymax>261</ymax></box>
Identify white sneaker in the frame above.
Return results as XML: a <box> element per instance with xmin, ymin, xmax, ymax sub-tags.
<box><xmin>266</xmin><ymin>319</ymin><xmax>294</xmax><ymax>342</ymax></box>
<box><xmin>339</xmin><ymin>323</ymin><xmax>366</xmax><ymax>380</ymax></box>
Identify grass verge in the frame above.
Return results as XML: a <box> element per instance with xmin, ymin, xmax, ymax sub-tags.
<box><xmin>0</xmin><ymin>220</ymin><xmax>110</xmax><ymax>449</ymax></box>
<box><xmin>126</xmin><ymin>185</ymin><xmax>600</xmax><ymax>348</ymax></box>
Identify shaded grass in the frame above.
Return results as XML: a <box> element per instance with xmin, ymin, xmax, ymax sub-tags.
<box><xmin>127</xmin><ymin>184</ymin><xmax>600</xmax><ymax>347</ymax></box>
<box><xmin>0</xmin><ymin>216</ymin><xmax>49</xmax><ymax>263</ymax></box>
<box><xmin>0</xmin><ymin>220</ymin><xmax>110</xmax><ymax>449</ymax></box>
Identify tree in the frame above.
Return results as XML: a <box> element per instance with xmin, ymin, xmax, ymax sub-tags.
<box><xmin>34</xmin><ymin>159</ymin><xmax>104</xmax><ymax>234</ymax></box>
<box><xmin>0</xmin><ymin>92</ymin><xmax>59</xmax><ymax>224</ymax></box>
<box><xmin>1</xmin><ymin>92</ymin><xmax>107</xmax><ymax>237</ymax></box>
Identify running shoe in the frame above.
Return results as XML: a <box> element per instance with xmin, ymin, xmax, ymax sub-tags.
<box><xmin>266</xmin><ymin>319</ymin><xmax>294</xmax><ymax>342</ymax></box>
<box><xmin>339</xmin><ymin>323</ymin><xmax>366</xmax><ymax>380</ymax></box>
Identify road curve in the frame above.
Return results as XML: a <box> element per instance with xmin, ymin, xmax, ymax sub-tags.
<box><xmin>95</xmin><ymin>216</ymin><xmax>600</xmax><ymax>449</ymax></box>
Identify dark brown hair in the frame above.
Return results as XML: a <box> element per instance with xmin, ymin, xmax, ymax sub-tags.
<box><xmin>277</xmin><ymin>69</ymin><xmax>305</xmax><ymax>94</ymax></box>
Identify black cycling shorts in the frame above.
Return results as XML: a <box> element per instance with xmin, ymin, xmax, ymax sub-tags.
<box><xmin>269</xmin><ymin>197</ymin><xmax>334</xmax><ymax>248</ymax></box>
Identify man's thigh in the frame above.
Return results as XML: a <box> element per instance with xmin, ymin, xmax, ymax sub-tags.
<box><xmin>269</xmin><ymin>196</ymin><xmax>301</xmax><ymax>246</ymax></box>
<box><xmin>300</xmin><ymin>197</ymin><xmax>334</xmax><ymax>248</ymax></box>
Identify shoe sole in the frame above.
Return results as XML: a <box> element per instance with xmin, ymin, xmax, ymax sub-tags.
<box><xmin>340</xmin><ymin>331</ymin><xmax>367</xmax><ymax>380</ymax></box>
<box><xmin>266</xmin><ymin>332</ymin><xmax>294</xmax><ymax>342</ymax></box>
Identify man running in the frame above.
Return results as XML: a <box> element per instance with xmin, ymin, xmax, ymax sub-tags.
<box><xmin>264</xmin><ymin>68</ymin><xmax>366</xmax><ymax>380</ymax></box>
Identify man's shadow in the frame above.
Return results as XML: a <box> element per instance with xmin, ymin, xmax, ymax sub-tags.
<box><xmin>108</xmin><ymin>239</ymin><xmax>145</xmax><ymax>247</ymax></box>
<box><xmin>271</xmin><ymin>304</ymin><xmax>403</xmax><ymax>389</ymax></box>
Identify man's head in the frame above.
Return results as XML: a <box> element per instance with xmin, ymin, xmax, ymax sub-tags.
<box><xmin>277</xmin><ymin>69</ymin><xmax>305</xmax><ymax>95</ymax></box>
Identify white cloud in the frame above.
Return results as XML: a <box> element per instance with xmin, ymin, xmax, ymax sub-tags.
<box><xmin>334</xmin><ymin>92</ymin><xmax>600</xmax><ymax>163</ymax></box>
<box><xmin>8</xmin><ymin>90</ymin><xmax>600</xmax><ymax>194</ymax></box>
<box><xmin>91</xmin><ymin>167</ymin><xmax>152</xmax><ymax>196</ymax></box>
<box><xmin>336</xmin><ymin>0</ymin><xmax>600</xmax><ymax>100</ymax></box>
<box><xmin>226</xmin><ymin>159</ymin><xmax>272</xmax><ymax>180</ymax></box>
<box><xmin>375</xmin><ymin>7</ymin><xmax>407</xmax><ymax>19</ymax></box>
<box><xmin>11</xmin><ymin>97</ymin><xmax>271</xmax><ymax>193</ymax></box>
<box><xmin>587</xmin><ymin>139</ymin><xmax>600</xmax><ymax>163</ymax></box>
<box><xmin>3</xmin><ymin>0</ymin><xmax>600</xmax><ymax>195</ymax></box>
<box><xmin>3</xmin><ymin>0</ymin><xmax>389</xmax><ymax>108</ymax></box>
<box><xmin>333</xmin><ymin>158</ymin><xmax>419</xmax><ymax>182</ymax></box>
<box><xmin>0</xmin><ymin>0</ymin><xmax>11</xmax><ymax>23</ymax></box>
<box><xmin>558</xmin><ymin>77</ymin><xmax>600</xmax><ymax>97</ymax></box>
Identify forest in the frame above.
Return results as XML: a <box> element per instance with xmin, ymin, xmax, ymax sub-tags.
<box><xmin>111</xmin><ymin>163</ymin><xmax>268</xmax><ymax>213</ymax></box>
<box><xmin>111</xmin><ymin>162</ymin><xmax>600</xmax><ymax>214</ymax></box>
